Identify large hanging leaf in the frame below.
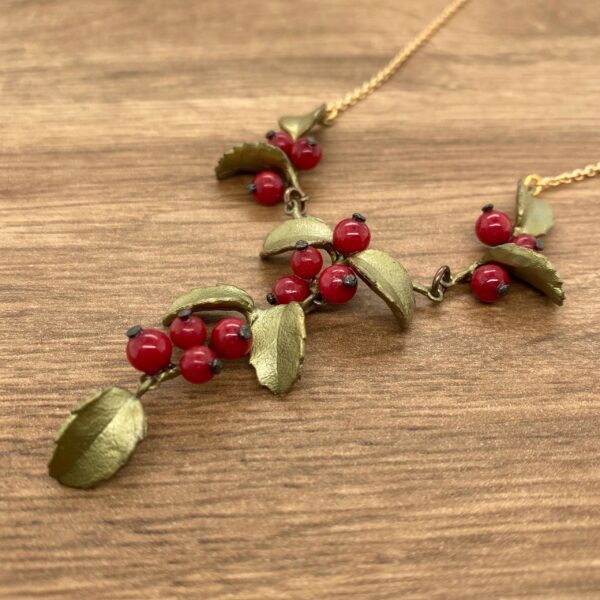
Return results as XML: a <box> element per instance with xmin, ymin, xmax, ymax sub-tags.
<box><xmin>513</xmin><ymin>180</ymin><xmax>554</xmax><ymax>237</ymax></box>
<box><xmin>48</xmin><ymin>387</ymin><xmax>146</xmax><ymax>489</ymax></box>
<box><xmin>249</xmin><ymin>303</ymin><xmax>306</xmax><ymax>395</ymax></box>
<box><xmin>482</xmin><ymin>243</ymin><xmax>564</xmax><ymax>305</ymax></box>
<box><xmin>346</xmin><ymin>249</ymin><xmax>415</xmax><ymax>327</ymax></box>
<box><xmin>278</xmin><ymin>104</ymin><xmax>327</xmax><ymax>140</ymax></box>
<box><xmin>163</xmin><ymin>284</ymin><xmax>255</xmax><ymax>326</ymax></box>
<box><xmin>261</xmin><ymin>216</ymin><xmax>333</xmax><ymax>258</ymax></box>
<box><xmin>215</xmin><ymin>142</ymin><xmax>301</xmax><ymax>190</ymax></box>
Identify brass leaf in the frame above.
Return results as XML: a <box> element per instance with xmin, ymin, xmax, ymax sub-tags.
<box><xmin>261</xmin><ymin>216</ymin><xmax>333</xmax><ymax>258</ymax></box>
<box><xmin>48</xmin><ymin>387</ymin><xmax>146</xmax><ymax>489</ymax></box>
<box><xmin>346</xmin><ymin>249</ymin><xmax>415</xmax><ymax>327</ymax></box>
<box><xmin>163</xmin><ymin>284</ymin><xmax>255</xmax><ymax>326</ymax></box>
<box><xmin>215</xmin><ymin>142</ymin><xmax>300</xmax><ymax>190</ymax></box>
<box><xmin>513</xmin><ymin>180</ymin><xmax>554</xmax><ymax>237</ymax></box>
<box><xmin>249</xmin><ymin>303</ymin><xmax>306</xmax><ymax>396</ymax></box>
<box><xmin>482</xmin><ymin>243</ymin><xmax>565</xmax><ymax>305</ymax></box>
<box><xmin>278</xmin><ymin>104</ymin><xmax>327</xmax><ymax>140</ymax></box>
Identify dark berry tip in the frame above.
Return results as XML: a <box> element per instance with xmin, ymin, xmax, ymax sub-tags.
<box><xmin>352</xmin><ymin>212</ymin><xmax>366</xmax><ymax>222</ymax></box>
<box><xmin>535</xmin><ymin>238</ymin><xmax>545</xmax><ymax>250</ymax></box>
<box><xmin>306</xmin><ymin>136</ymin><xmax>317</xmax><ymax>146</ymax></box>
<box><xmin>295</xmin><ymin>239</ymin><xmax>309</xmax><ymax>251</ymax></box>
<box><xmin>126</xmin><ymin>325</ymin><xmax>142</xmax><ymax>339</ymax></box>
<box><xmin>238</xmin><ymin>325</ymin><xmax>252</xmax><ymax>340</ymax></box>
<box><xmin>481</xmin><ymin>203</ymin><xmax>494</xmax><ymax>212</ymax></box>
<box><xmin>266</xmin><ymin>292</ymin><xmax>278</xmax><ymax>305</ymax></box>
<box><xmin>265</xmin><ymin>130</ymin><xmax>276</xmax><ymax>139</ymax></box>
<box><xmin>246</xmin><ymin>183</ymin><xmax>257</xmax><ymax>194</ymax></box>
<box><xmin>210</xmin><ymin>359</ymin><xmax>223</xmax><ymax>375</ymax></box>
<box><xmin>497</xmin><ymin>283</ymin><xmax>511</xmax><ymax>297</ymax></box>
<box><xmin>343</xmin><ymin>274</ymin><xmax>358</xmax><ymax>288</ymax></box>
<box><xmin>177</xmin><ymin>308</ymin><xmax>192</xmax><ymax>320</ymax></box>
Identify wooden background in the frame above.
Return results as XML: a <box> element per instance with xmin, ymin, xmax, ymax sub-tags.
<box><xmin>1</xmin><ymin>1</ymin><xmax>599</xmax><ymax>598</ymax></box>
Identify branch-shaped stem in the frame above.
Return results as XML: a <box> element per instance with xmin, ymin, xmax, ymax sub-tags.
<box><xmin>136</xmin><ymin>366</ymin><xmax>181</xmax><ymax>399</ymax></box>
<box><xmin>299</xmin><ymin>280</ymin><xmax>325</xmax><ymax>315</ymax></box>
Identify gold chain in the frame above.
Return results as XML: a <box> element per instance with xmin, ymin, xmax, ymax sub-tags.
<box><xmin>324</xmin><ymin>0</ymin><xmax>470</xmax><ymax>123</ymax></box>
<box><xmin>525</xmin><ymin>162</ymin><xmax>600</xmax><ymax>196</ymax></box>
<box><xmin>321</xmin><ymin>0</ymin><xmax>599</xmax><ymax>200</ymax></box>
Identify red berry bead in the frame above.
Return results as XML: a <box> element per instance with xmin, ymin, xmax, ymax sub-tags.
<box><xmin>475</xmin><ymin>204</ymin><xmax>513</xmax><ymax>246</ymax></box>
<box><xmin>318</xmin><ymin>265</ymin><xmax>358</xmax><ymax>304</ymax></box>
<box><xmin>512</xmin><ymin>233</ymin><xmax>544</xmax><ymax>252</ymax></box>
<box><xmin>179</xmin><ymin>346</ymin><xmax>222</xmax><ymax>384</ymax></box>
<box><xmin>333</xmin><ymin>213</ymin><xmax>371</xmax><ymax>256</ymax></box>
<box><xmin>126</xmin><ymin>326</ymin><xmax>172</xmax><ymax>375</ymax></box>
<box><xmin>265</xmin><ymin>130</ymin><xmax>293</xmax><ymax>156</ymax></box>
<box><xmin>270</xmin><ymin>275</ymin><xmax>310</xmax><ymax>305</ymax></box>
<box><xmin>290</xmin><ymin>240</ymin><xmax>323</xmax><ymax>279</ymax></box>
<box><xmin>168</xmin><ymin>309</ymin><xmax>207</xmax><ymax>350</ymax></box>
<box><xmin>248</xmin><ymin>171</ymin><xmax>285</xmax><ymax>206</ymax></box>
<box><xmin>470</xmin><ymin>264</ymin><xmax>511</xmax><ymax>304</ymax></box>
<box><xmin>290</xmin><ymin>136</ymin><xmax>322</xmax><ymax>170</ymax></box>
<box><xmin>210</xmin><ymin>317</ymin><xmax>253</xmax><ymax>360</ymax></box>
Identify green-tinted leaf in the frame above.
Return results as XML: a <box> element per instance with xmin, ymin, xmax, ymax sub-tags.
<box><xmin>215</xmin><ymin>142</ymin><xmax>300</xmax><ymax>190</ymax></box>
<box><xmin>163</xmin><ymin>284</ymin><xmax>254</xmax><ymax>326</ymax></box>
<box><xmin>346</xmin><ymin>249</ymin><xmax>415</xmax><ymax>327</ymax></box>
<box><xmin>513</xmin><ymin>180</ymin><xmax>554</xmax><ymax>237</ymax></box>
<box><xmin>261</xmin><ymin>216</ymin><xmax>333</xmax><ymax>257</ymax></box>
<box><xmin>48</xmin><ymin>387</ymin><xmax>146</xmax><ymax>489</ymax></box>
<box><xmin>278</xmin><ymin>104</ymin><xmax>327</xmax><ymax>140</ymax></box>
<box><xmin>249</xmin><ymin>303</ymin><xmax>306</xmax><ymax>396</ymax></box>
<box><xmin>482</xmin><ymin>243</ymin><xmax>564</xmax><ymax>305</ymax></box>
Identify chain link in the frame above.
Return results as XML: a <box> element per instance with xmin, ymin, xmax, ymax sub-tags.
<box><xmin>413</xmin><ymin>265</ymin><xmax>453</xmax><ymax>302</ymax></box>
<box><xmin>323</xmin><ymin>0</ymin><xmax>470</xmax><ymax>123</ymax></box>
<box><xmin>283</xmin><ymin>186</ymin><xmax>309</xmax><ymax>218</ymax></box>
<box><xmin>525</xmin><ymin>162</ymin><xmax>600</xmax><ymax>196</ymax></box>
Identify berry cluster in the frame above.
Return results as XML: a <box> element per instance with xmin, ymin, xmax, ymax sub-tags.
<box><xmin>126</xmin><ymin>312</ymin><xmax>252</xmax><ymax>384</ymax></box>
<box><xmin>471</xmin><ymin>204</ymin><xmax>544</xmax><ymax>304</ymax></box>
<box><xmin>268</xmin><ymin>214</ymin><xmax>371</xmax><ymax>306</ymax></box>
<box><xmin>247</xmin><ymin>130</ymin><xmax>323</xmax><ymax>206</ymax></box>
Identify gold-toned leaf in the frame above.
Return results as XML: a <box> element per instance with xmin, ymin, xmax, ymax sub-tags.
<box><xmin>249</xmin><ymin>303</ymin><xmax>306</xmax><ymax>396</ymax></box>
<box><xmin>513</xmin><ymin>180</ymin><xmax>554</xmax><ymax>237</ymax></box>
<box><xmin>215</xmin><ymin>142</ymin><xmax>300</xmax><ymax>190</ymax></box>
<box><xmin>261</xmin><ymin>216</ymin><xmax>333</xmax><ymax>258</ymax></box>
<box><xmin>482</xmin><ymin>243</ymin><xmax>564</xmax><ymax>305</ymax></box>
<box><xmin>278</xmin><ymin>103</ymin><xmax>327</xmax><ymax>140</ymax></box>
<box><xmin>48</xmin><ymin>387</ymin><xmax>146</xmax><ymax>489</ymax></box>
<box><xmin>163</xmin><ymin>284</ymin><xmax>254</xmax><ymax>326</ymax></box>
<box><xmin>346</xmin><ymin>249</ymin><xmax>415</xmax><ymax>327</ymax></box>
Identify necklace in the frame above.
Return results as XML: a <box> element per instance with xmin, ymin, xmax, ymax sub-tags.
<box><xmin>47</xmin><ymin>0</ymin><xmax>598</xmax><ymax>489</ymax></box>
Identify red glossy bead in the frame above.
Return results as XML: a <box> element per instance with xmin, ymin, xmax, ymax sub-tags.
<box><xmin>179</xmin><ymin>346</ymin><xmax>222</xmax><ymax>384</ymax></box>
<box><xmin>210</xmin><ymin>317</ymin><xmax>253</xmax><ymax>359</ymax></box>
<box><xmin>126</xmin><ymin>326</ymin><xmax>172</xmax><ymax>375</ymax></box>
<box><xmin>318</xmin><ymin>265</ymin><xmax>358</xmax><ymax>304</ymax></box>
<box><xmin>333</xmin><ymin>213</ymin><xmax>371</xmax><ymax>256</ymax></box>
<box><xmin>470</xmin><ymin>264</ymin><xmax>511</xmax><ymax>303</ymax></box>
<box><xmin>290</xmin><ymin>240</ymin><xmax>323</xmax><ymax>279</ymax></box>
<box><xmin>266</xmin><ymin>130</ymin><xmax>293</xmax><ymax>156</ymax></box>
<box><xmin>248</xmin><ymin>171</ymin><xmax>285</xmax><ymax>206</ymax></box>
<box><xmin>475</xmin><ymin>204</ymin><xmax>513</xmax><ymax>246</ymax></box>
<box><xmin>168</xmin><ymin>310</ymin><xmax>207</xmax><ymax>350</ymax></box>
<box><xmin>512</xmin><ymin>233</ymin><xmax>544</xmax><ymax>252</ymax></box>
<box><xmin>272</xmin><ymin>275</ymin><xmax>310</xmax><ymax>304</ymax></box>
<box><xmin>290</xmin><ymin>136</ymin><xmax>322</xmax><ymax>170</ymax></box>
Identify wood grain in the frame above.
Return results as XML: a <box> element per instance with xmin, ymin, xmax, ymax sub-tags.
<box><xmin>1</xmin><ymin>1</ymin><xmax>600</xmax><ymax>598</ymax></box>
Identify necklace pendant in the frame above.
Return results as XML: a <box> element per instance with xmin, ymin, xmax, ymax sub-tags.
<box><xmin>48</xmin><ymin>114</ymin><xmax>566</xmax><ymax>490</ymax></box>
